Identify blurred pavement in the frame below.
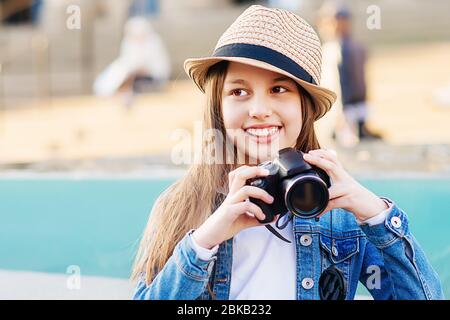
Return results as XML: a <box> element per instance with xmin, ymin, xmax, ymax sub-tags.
<box><xmin>0</xmin><ymin>269</ymin><xmax>134</xmax><ymax>300</ymax></box>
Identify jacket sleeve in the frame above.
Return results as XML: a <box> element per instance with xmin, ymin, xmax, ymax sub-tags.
<box><xmin>132</xmin><ymin>230</ymin><xmax>217</xmax><ymax>300</ymax></box>
<box><xmin>359</xmin><ymin>199</ymin><xmax>444</xmax><ymax>300</ymax></box>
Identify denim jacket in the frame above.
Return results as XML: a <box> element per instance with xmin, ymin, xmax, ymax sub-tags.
<box><xmin>133</xmin><ymin>198</ymin><xmax>444</xmax><ymax>300</ymax></box>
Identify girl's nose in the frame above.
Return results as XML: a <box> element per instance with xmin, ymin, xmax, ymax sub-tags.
<box><xmin>248</xmin><ymin>95</ymin><xmax>272</xmax><ymax>119</ymax></box>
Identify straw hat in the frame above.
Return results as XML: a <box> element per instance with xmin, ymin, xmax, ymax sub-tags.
<box><xmin>184</xmin><ymin>5</ymin><xmax>337</xmax><ymax>121</ymax></box>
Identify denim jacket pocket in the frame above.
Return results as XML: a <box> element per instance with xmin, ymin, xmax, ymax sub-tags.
<box><xmin>319</xmin><ymin>233</ymin><xmax>360</xmax><ymax>299</ymax></box>
<box><xmin>319</xmin><ymin>234</ymin><xmax>360</xmax><ymax>264</ymax></box>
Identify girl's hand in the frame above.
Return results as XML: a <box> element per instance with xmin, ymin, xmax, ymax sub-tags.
<box><xmin>303</xmin><ymin>149</ymin><xmax>388</xmax><ymax>221</ymax></box>
<box><xmin>192</xmin><ymin>165</ymin><xmax>276</xmax><ymax>250</ymax></box>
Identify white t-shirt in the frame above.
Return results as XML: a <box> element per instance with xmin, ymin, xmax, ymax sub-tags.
<box><xmin>229</xmin><ymin>216</ymin><xmax>297</xmax><ymax>300</ymax></box>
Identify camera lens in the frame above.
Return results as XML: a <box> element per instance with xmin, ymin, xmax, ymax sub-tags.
<box><xmin>282</xmin><ymin>175</ymin><xmax>329</xmax><ymax>218</ymax></box>
<box><xmin>290</xmin><ymin>180</ymin><xmax>324</xmax><ymax>213</ymax></box>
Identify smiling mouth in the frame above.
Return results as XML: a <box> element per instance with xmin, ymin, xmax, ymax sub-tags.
<box><xmin>244</xmin><ymin>126</ymin><xmax>282</xmax><ymax>144</ymax></box>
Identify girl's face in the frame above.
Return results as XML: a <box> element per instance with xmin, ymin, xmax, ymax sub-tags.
<box><xmin>222</xmin><ymin>62</ymin><xmax>303</xmax><ymax>164</ymax></box>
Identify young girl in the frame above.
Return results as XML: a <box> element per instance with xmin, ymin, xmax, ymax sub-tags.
<box><xmin>131</xmin><ymin>5</ymin><xmax>443</xmax><ymax>300</ymax></box>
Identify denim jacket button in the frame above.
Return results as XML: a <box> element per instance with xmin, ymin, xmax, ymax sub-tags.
<box><xmin>332</xmin><ymin>246</ymin><xmax>339</xmax><ymax>257</ymax></box>
<box><xmin>300</xmin><ymin>235</ymin><xmax>312</xmax><ymax>246</ymax></box>
<box><xmin>391</xmin><ymin>216</ymin><xmax>402</xmax><ymax>229</ymax></box>
<box><xmin>301</xmin><ymin>278</ymin><xmax>314</xmax><ymax>290</ymax></box>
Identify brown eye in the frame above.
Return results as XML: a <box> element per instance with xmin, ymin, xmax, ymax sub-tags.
<box><xmin>271</xmin><ymin>86</ymin><xmax>288</xmax><ymax>94</ymax></box>
<box><xmin>231</xmin><ymin>89</ymin><xmax>248</xmax><ymax>97</ymax></box>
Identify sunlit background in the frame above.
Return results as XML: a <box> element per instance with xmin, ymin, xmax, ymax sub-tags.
<box><xmin>0</xmin><ymin>0</ymin><xmax>449</xmax><ymax>299</ymax></box>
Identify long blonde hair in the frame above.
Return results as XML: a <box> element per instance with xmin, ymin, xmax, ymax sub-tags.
<box><xmin>131</xmin><ymin>61</ymin><xmax>322</xmax><ymax>284</ymax></box>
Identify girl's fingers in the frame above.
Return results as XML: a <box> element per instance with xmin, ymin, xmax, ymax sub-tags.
<box><xmin>308</xmin><ymin>149</ymin><xmax>339</xmax><ymax>165</ymax></box>
<box><xmin>231</xmin><ymin>185</ymin><xmax>274</xmax><ymax>204</ymax></box>
<box><xmin>314</xmin><ymin>181</ymin><xmax>349</xmax><ymax>217</ymax></box>
<box><xmin>230</xmin><ymin>200</ymin><xmax>266</xmax><ymax>221</ymax></box>
<box><xmin>327</xmin><ymin>183</ymin><xmax>347</xmax><ymax>200</ymax></box>
<box><xmin>228</xmin><ymin>166</ymin><xmax>270</xmax><ymax>194</ymax></box>
<box><xmin>239</xmin><ymin>214</ymin><xmax>266</xmax><ymax>229</ymax></box>
<box><xmin>303</xmin><ymin>153</ymin><xmax>342</xmax><ymax>181</ymax></box>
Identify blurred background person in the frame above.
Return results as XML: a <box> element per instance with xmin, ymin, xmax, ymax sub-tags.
<box><xmin>315</xmin><ymin>1</ymin><xmax>358</xmax><ymax>148</ymax></box>
<box><xmin>93</xmin><ymin>16</ymin><xmax>171</xmax><ymax>109</ymax></box>
<box><xmin>335</xmin><ymin>6</ymin><xmax>383</xmax><ymax>141</ymax></box>
<box><xmin>128</xmin><ymin>0</ymin><xmax>159</xmax><ymax>17</ymax></box>
<box><xmin>0</xmin><ymin>0</ymin><xmax>35</xmax><ymax>24</ymax></box>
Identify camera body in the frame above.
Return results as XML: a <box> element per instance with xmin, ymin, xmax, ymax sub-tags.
<box><xmin>246</xmin><ymin>147</ymin><xmax>331</xmax><ymax>223</ymax></box>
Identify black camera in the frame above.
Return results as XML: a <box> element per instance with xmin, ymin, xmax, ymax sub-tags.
<box><xmin>246</xmin><ymin>147</ymin><xmax>331</xmax><ymax>223</ymax></box>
